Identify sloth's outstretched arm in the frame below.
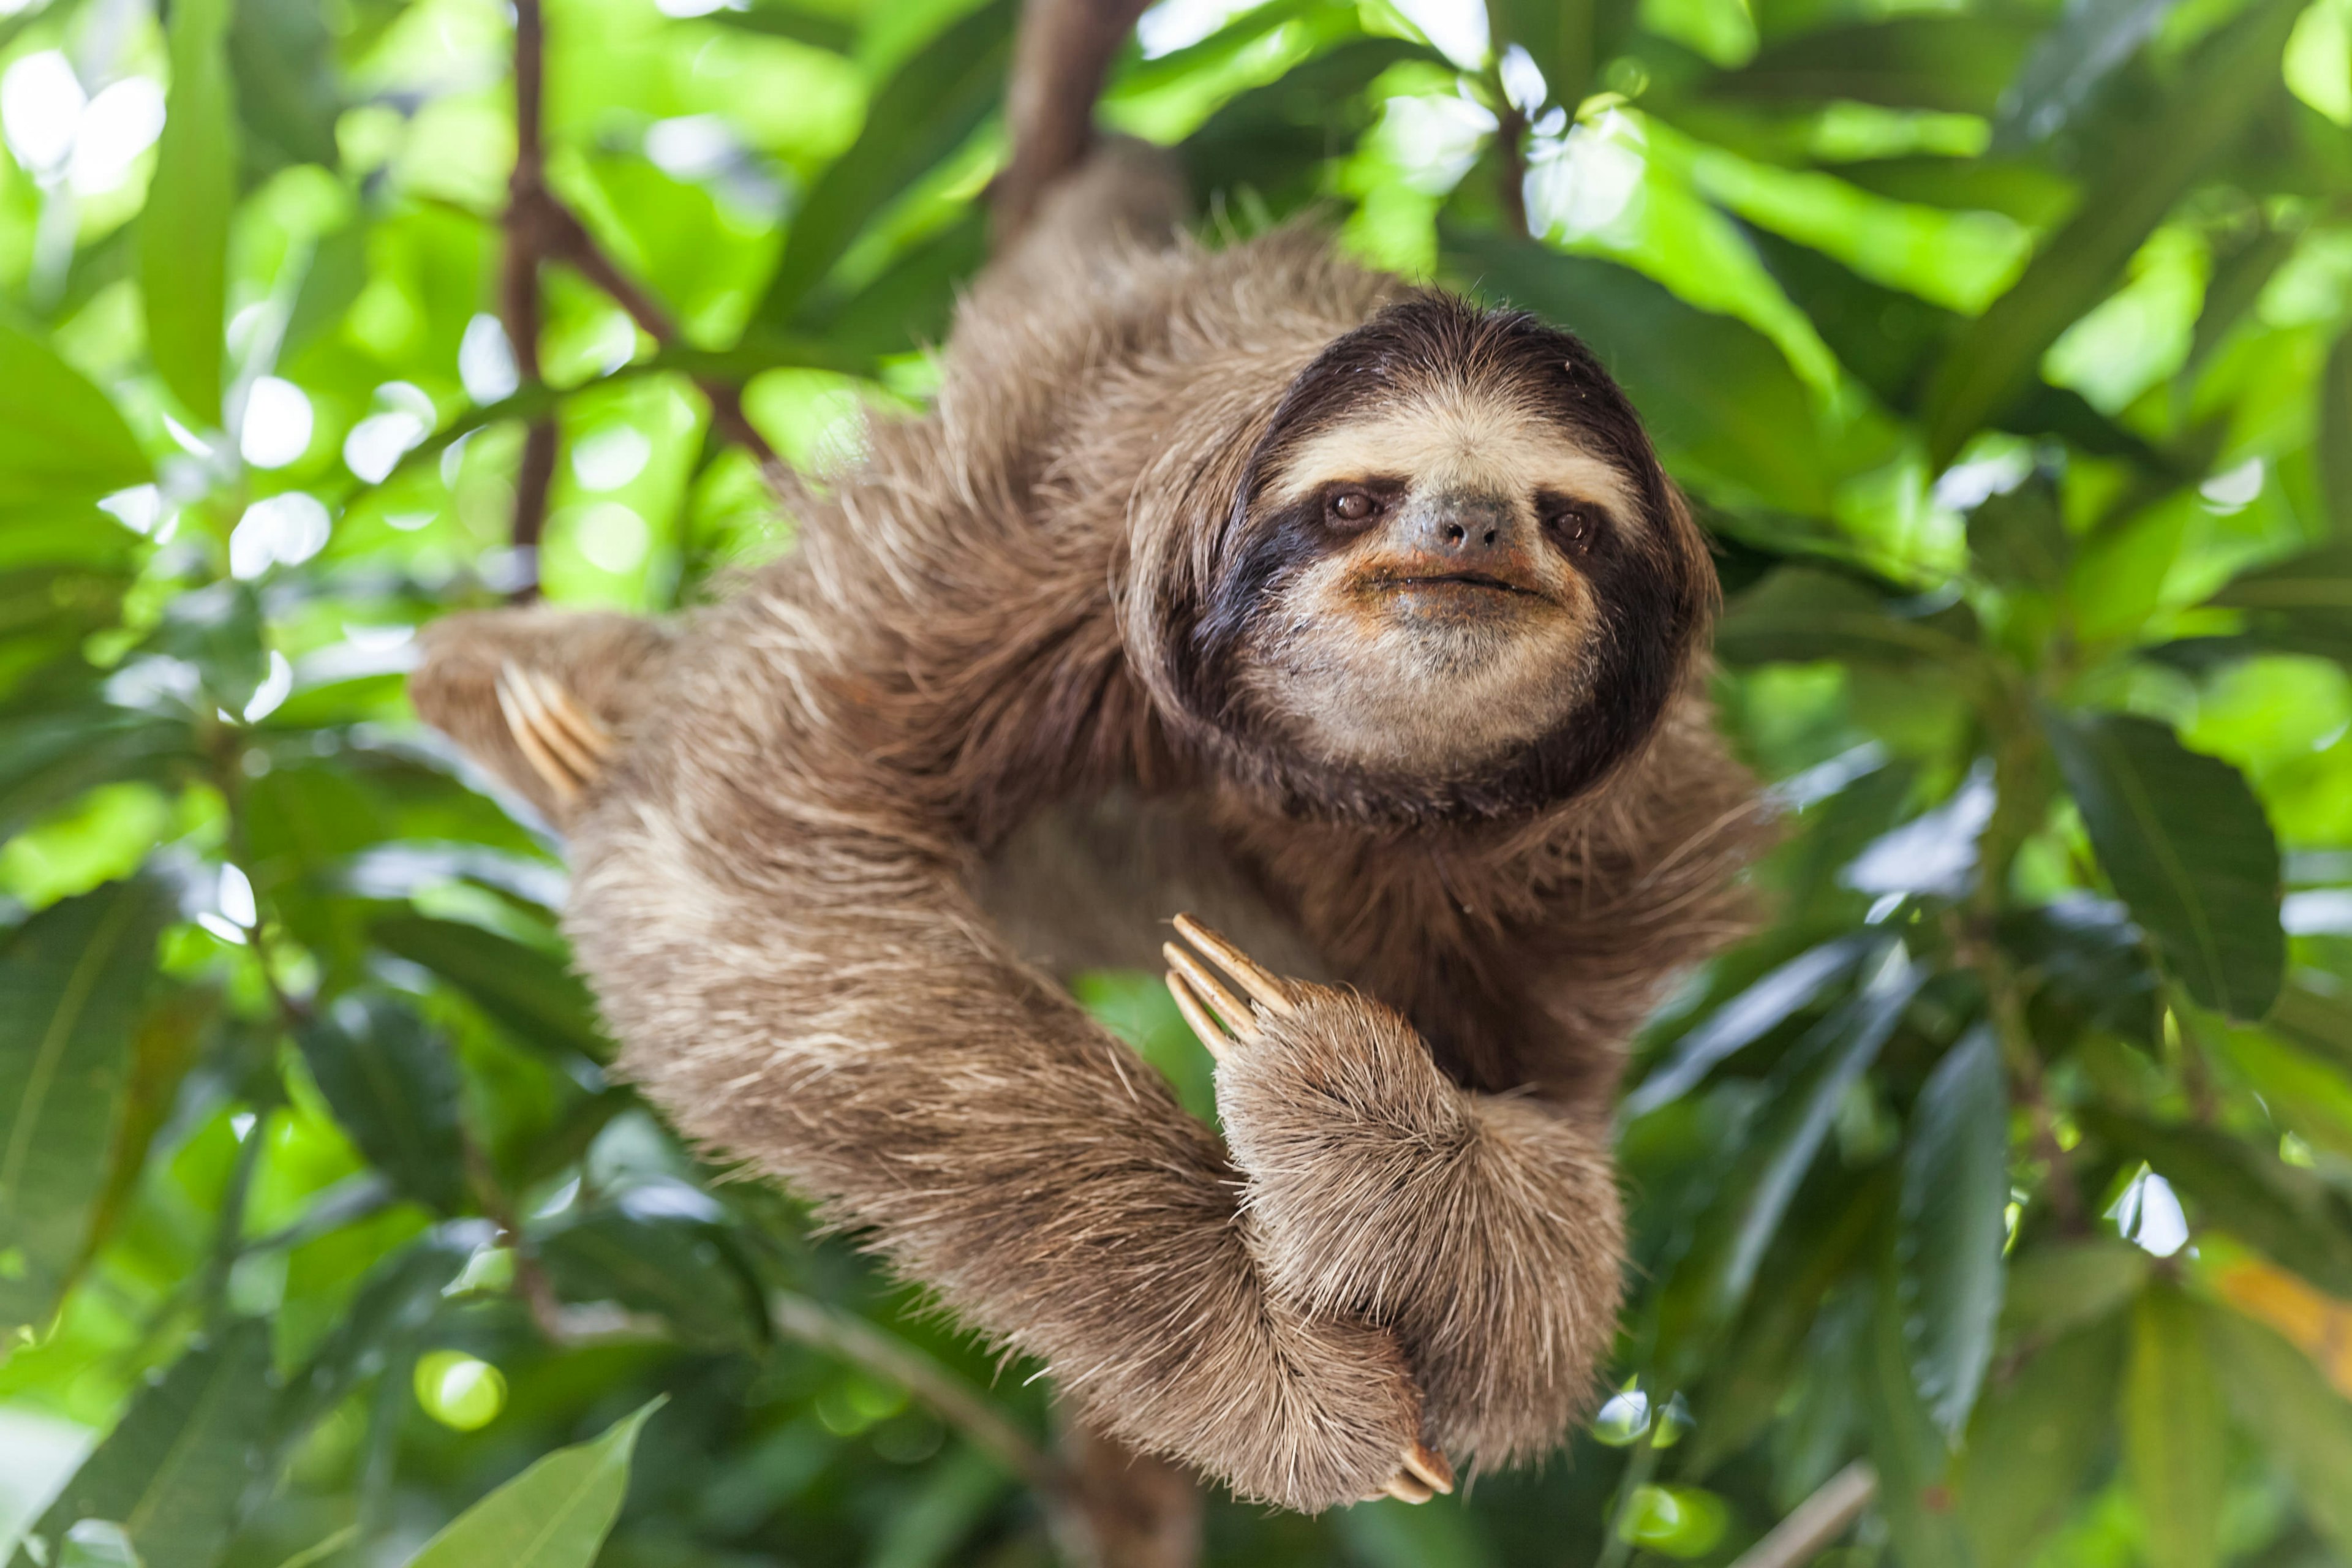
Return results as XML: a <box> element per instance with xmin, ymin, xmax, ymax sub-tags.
<box><xmin>467</xmin><ymin>612</ymin><xmax>1441</xmax><ymax>1513</ymax></box>
<box><xmin>1167</xmin><ymin>921</ymin><xmax>1624</xmax><ymax>1469</ymax></box>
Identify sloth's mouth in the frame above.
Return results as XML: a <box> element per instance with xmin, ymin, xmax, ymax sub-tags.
<box><xmin>1390</xmin><ymin>571</ymin><xmax>1537</xmax><ymax>596</ymax></box>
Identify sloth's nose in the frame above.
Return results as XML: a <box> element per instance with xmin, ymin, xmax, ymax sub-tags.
<box><xmin>1406</xmin><ymin>490</ymin><xmax>1527</xmax><ymax>568</ymax></box>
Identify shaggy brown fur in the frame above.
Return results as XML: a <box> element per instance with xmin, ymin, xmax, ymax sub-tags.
<box><xmin>410</xmin><ymin>145</ymin><xmax>1767</xmax><ymax>1512</ymax></box>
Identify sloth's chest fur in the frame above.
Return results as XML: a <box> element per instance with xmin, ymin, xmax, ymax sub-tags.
<box><xmin>971</xmin><ymin>789</ymin><xmax>1338</xmax><ymax>987</ymax></box>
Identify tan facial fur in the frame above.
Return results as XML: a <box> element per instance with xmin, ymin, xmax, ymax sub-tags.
<box><xmin>1243</xmin><ymin>388</ymin><xmax>1636</xmax><ymax>776</ymax></box>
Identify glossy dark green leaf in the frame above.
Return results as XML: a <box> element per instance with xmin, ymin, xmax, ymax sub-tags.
<box><xmin>1706</xmin><ymin>16</ymin><xmax>2035</xmax><ymax>113</ymax></box>
<box><xmin>1991</xmin><ymin>0</ymin><xmax>2179</xmax><ymax>151</ymax></box>
<box><xmin>1714</xmin><ymin>567</ymin><xmax>1975</xmax><ymax>667</ymax></box>
<box><xmin>1650</xmin><ymin>953</ymin><xmax>1923</xmax><ymax>1379</ymax></box>
<box><xmin>2042</xmin><ymin>709</ymin><xmax>2283</xmax><ymax>1019</ymax></box>
<box><xmin>1997</xmin><ymin>895</ymin><xmax>2163</xmax><ymax>1046</ymax></box>
<box><xmin>1955</xmin><ymin>1314</ymin><xmax>2126</xmax><ymax>1566</ymax></box>
<box><xmin>1863</xmin><ymin>1245</ymin><xmax>1970</xmax><ymax>1568</ymax></box>
<box><xmin>1899</xmin><ymin>1025</ymin><xmax>2008</xmax><ymax>1438</ymax></box>
<box><xmin>227</xmin><ymin>0</ymin><xmax>341</xmax><ymax>170</ymax></box>
<box><xmin>19</xmin><ymin>1321</ymin><xmax>275</xmax><ymax>1568</ymax></box>
<box><xmin>370</xmin><ymin>914</ymin><xmax>608</xmax><ymax>1062</ymax></box>
<box><xmin>78</xmin><ymin>986</ymin><xmax>214</xmax><ymax>1291</ymax></box>
<box><xmin>1624</xmin><ymin>935</ymin><xmax>1877</xmax><ymax>1120</ymax></box>
<box><xmin>1444</xmin><ymin>232</ymin><xmax>1838</xmax><ymax>514</ymax></box>
<box><xmin>296</xmin><ymin>993</ymin><xmax>466</xmax><ymax>1212</ymax></box>
<box><xmin>2124</xmin><ymin>1285</ymin><xmax>2224</xmax><ymax>1568</ymax></box>
<box><xmin>2203</xmin><ymin>1302</ymin><xmax>2352</xmax><ymax>1556</ymax></box>
<box><xmin>0</xmin><ymin>876</ymin><xmax>175</xmax><ymax>1334</ymax></box>
<box><xmin>1921</xmin><ymin>0</ymin><xmax>2304</xmax><ymax>465</ymax></box>
<box><xmin>745</xmin><ymin>0</ymin><xmax>1016</xmax><ymax>335</ymax></box>
<box><xmin>0</xmin><ymin>322</ymin><xmax>151</xmax><ymax>522</ymax></box>
<box><xmin>2082</xmin><ymin>1109</ymin><xmax>2352</xmax><ymax>1295</ymax></box>
<box><xmin>403</xmin><ymin>1398</ymin><xmax>661</xmax><ymax>1568</ymax></box>
<box><xmin>141</xmin><ymin>0</ymin><xmax>236</xmax><ymax>421</ymax></box>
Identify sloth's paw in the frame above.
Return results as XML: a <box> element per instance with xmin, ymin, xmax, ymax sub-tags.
<box><xmin>492</xmin><ymin>660</ymin><xmax>616</xmax><ymax>805</ymax></box>
<box><xmin>1162</xmin><ymin>915</ymin><xmax>1458</xmax><ymax>1505</ymax></box>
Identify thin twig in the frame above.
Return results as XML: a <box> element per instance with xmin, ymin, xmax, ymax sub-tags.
<box><xmin>1496</xmin><ymin>104</ymin><xmax>1529</xmax><ymax>238</ymax></box>
<box><xmin>1728</xmin><ymin>1461</ymin><xmax>1878</xmax><ymax>1568</ymax></box>
<box><xmin>503</xmin><ymin>0</ymin><xmax>555</xmax><ymax>601</ymax></box>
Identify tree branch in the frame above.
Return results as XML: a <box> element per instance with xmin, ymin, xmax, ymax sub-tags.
<box><xmin>994</xmin><ymin>0</ymin><xmax>1153</xmax><ymax>243</ymax></box>
<box><xmin>1728</xmin><ymin>1461</ymin><xmax>1878</xmax><ymax>1568</ymax></box>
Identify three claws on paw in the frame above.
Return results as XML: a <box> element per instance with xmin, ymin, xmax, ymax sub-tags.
<box><xmin>493</xmin><ymin>661</ymin><xmax>616</xmax><ymax>805</ymax></box>
<box><xmin>1161</xmin><ymin>915</ymin><xmax>1457</xmax><ymax>1508</ymax></box>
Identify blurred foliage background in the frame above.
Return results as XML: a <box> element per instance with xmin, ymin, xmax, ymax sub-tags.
<box><xmin>1</xmin><ymin>0</ymin><xmax>2351</xmax><ymax>1562</ymax></box>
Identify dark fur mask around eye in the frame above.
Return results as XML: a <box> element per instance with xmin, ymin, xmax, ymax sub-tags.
<box><xmin>1156</xmin><ymin>292</ymin><xmax>1719</xmax><ymax>826</ymax></box>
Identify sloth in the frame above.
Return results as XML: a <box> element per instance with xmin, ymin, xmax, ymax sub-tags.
<box><xmin>410</xmin><ymin>143</ymin><xmax>1766</xmax><ymax>1513</ymax></box>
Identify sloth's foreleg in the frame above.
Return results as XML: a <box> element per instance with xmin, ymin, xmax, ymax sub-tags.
<box><xmin>1167</xmin><ymin>918</ymin><xmax>1626</xmax><ymax>1469</ymax></box>
<box><xmin>478</xmin><ymin>657</ymin><xmax>1449</xmax><ymax>1511</ymax></box>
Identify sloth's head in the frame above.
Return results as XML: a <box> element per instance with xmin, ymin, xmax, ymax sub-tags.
<box><xmin>1158</xmin><ymin>292</ymin><xmax>1715</xmax><ymax>821</ymax></box>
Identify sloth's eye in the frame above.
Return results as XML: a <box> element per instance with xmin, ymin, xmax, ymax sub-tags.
<box><xmin>1328</xmin><ymin>488</ymin><xmax>1379</xmax><ymax>526</ymax></box>
<box><xmin>1542</xmin><ymin>499</ymin><xmax>1604</xmax><ymax>552</ymax></box>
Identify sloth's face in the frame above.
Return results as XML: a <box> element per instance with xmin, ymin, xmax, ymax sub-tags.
<box><xmin>1166</xmin><ymin>293</ymin><xmax>1708</xmax><ymax>818</ymax></box>
<box><xmin>1235</xmin><ymin>388</ymin><xmax>1641</xmax><ymax>776</ymax></box>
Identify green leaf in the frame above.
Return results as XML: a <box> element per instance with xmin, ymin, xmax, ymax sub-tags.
<box><xmin>141</xmin><ymin>0</ymin><xmax>237</xmax><ymax>421</ymax></box>
<box><xmin>1967</xmin><ymin>474</ymin><xmax>2070</xmax><ymax>594</ymax></box>
<box><xmin>703</xmin><ymin>0</ymin><xmax>858</xmax><ymax>52</ymax></box>
<box><xmin>0</xmin><ymin>877</ymin><xmax>175</xmax><ymax>1334</ymax></box>
<box><xmin>296</xmin><ymin>993</ymin><xmax>466</xmax><ymax>1213</ymax></box>
<box><xmin>745</xmin><ymin>0</ymin><xmax>1016</xmax><ymax>335</ymax></box>
<box><xmin>2203</xmin><ymin>1302</ymin><xmax>2352</xmax><ymax>1557</ymax></box>
<box><xmin>2123</xmin><ymin>1285</ymin><xmax>2225</xmax><ymax>1568</ymax></box>
<box><xmin>2041</xmin><ymin>710</ymin><xmax>2283</xmax><ymax>1019</ymax></box>
<box><xmin>21</xmin><ymin>1321</ymin><xmax>275</xmax><ymax>1568</ymax></box>
<box><xmin>2320</xmin><ymin>326</ymin><xmax>2352</xmax><ymax>535</ymax></box>
<box><xmin>56</xmin><ymin>1522</ymin><xmax>142</xmax><ymax>1568</ymax></box>
<box><xmin>791</xmin><ymin>209</ymin><xmax>986</xmax><ymax>361</ymax></box>
<box><xmin>1442</xmin><ymin>232</ymin><xmax>1838</xmax><ymax>514</ymax></box>
<box><xmin>1998</xmin><ymin>1237</ymin><xmax>2150</xmax><ymax>1344</ymax></box>
<box><xmin>1705</xmin><ymin>15</ymin><xmax>2036</xmax><ymax>113</ymax></box>
<box><xmin>538</xmin><ymin>1205</ymin><xmax>767</xmax><ymax>1351</ymax></box>
<box><xmin>2082</xmin><ymin>1109</ymin><xmax>2352</xmax><ymax>1296</ymax></box>
<box><xmin>1715</xmin><ymin>567</ymin><xmax>1977</xmax><ymax>668</ymax></box>
<box><xmin>1954</xmin><ymin>1314</ymin><xmax>2127</xmax><ymax>1567</ymax></box>
<box><xmin>1183</xmin><ymin>38</ymin><xmax>1424</xmax><ymax>216</ymax></box>
<box><xmin>144</xmin><ymin>579</ymin><xmax>268</xmax><ymax>715</ymax></box>
<box><xmin>226</xmin><ymin>0</ymin><xmax>341</xmax><ymax>170</ymax></box>
<box><xmin>369</xmin><ymin>916</ymin><xmax>608</xmax><ymax>1063</ymax></box>
<box><xmin>402</xmin><ymin>1398</ymin><xmax>662</xmax><ymax>1568</ymax></box>
<box><xmin>2269</xmin><ymin>978</ymin><xmax>2352</xmax><ymax>1072</ymax></box>
<box><xmin>0</xmin><ymin>708</ymin><xmax>197</xmax><ymax>844</ymax></box>
<box><xmin>1899</xmin><ymin>1025</ymin><xmax>2008</xmax><ymax>1438</ymax></box>
<box><xmin>273</xmin><ymin>1224</ymin><xmax>479</xmax><ymax>1446</ymax></box>
<box><xmin>1863</xmin><ymin>1239</ymin><xmax>1971</xmax><ymax>1568</ymax></box>
<box><xmin>2205</xmin><ymin>529</ymin><xmax>2352</xmax><ymax>668</ymax></box>
<box><xmin>1624</xmin><ymin>934</ymin><xmax>1876</xmax><ymax>1120</ymax></box>
<box><xmin>0</xmin><ymin>323</ymin><xmax>151</xmax><ymax>522</ymax></box>
<box><xmin>1650</xmin><ymin>951</ymin><xmax>1923</xmax><ymax>1379</ymax></box>
<box><xmin>1991</xmin><ymin>0</ymin><xmax>2179</xmax><ymax>151</ymax></box>
<box><xmin>1920</xmin><ymin>0</ymin><xmax>2304</xmax><ymax>466</ymax></box>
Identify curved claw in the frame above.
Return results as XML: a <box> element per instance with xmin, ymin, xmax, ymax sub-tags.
<box><xmin>494</xmin><ymin>662</ymin><xmax>614</xmax><ymax>804</ymax></box>
<box><xmin>1171</xmin><ymin>914</ymin><xmax>1297</xmax><ymax>1017</ymax></box>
